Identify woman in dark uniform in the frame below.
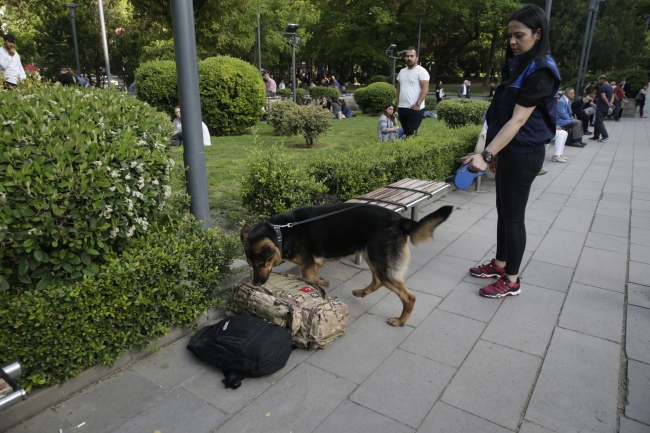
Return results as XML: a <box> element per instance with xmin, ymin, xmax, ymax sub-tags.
<box><xmin>463</xmin><ymin>4</ymin><xmax>560</xmax><ymax>298</ymax></box>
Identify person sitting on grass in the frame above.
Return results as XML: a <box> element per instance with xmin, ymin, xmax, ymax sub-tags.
<box><xmin>377</xmin><ymin>103</ymin><xmax>404</xmax><ymax>142</ymax></box>
<box><xmin>170</xmin><ymin>106</ymin><xmax>211</xmax><ymax>147</ymax></box>
<box><xmin>340</xmin><ymin>85</ymin><xmax>348</xmax><ymax>95</ymax></box>
<box><xmin>340</xmin><ymin>99</ymin><xmax>355</xmax><ymax>118</ymax></box>
<box><xmin>330</xmin><ymin>98</ymin><xmax>342</xmax><ymax>118</ymax></box>
<box><xmin>320</xmin><ymin>95</ymin><xmax>331</xmax><ymax>111</ymax></box>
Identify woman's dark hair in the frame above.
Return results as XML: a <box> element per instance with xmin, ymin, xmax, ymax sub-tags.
<box><xmin>383</xmin><ymin>103</ymin><xmax>396</xmax><ymax>122</ymax></box>
<box><xmin>502</xmin><ymin>4</ymin><xmax>552</xmax><ymax>87</ymax></box>
<box><xmin>340</xmin><ymin>99</ymin><xmax>347</xmax><ymax>107</ymax></box>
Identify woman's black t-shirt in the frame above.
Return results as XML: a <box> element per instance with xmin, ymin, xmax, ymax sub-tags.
<box><xmin>515</xmin><ymin>69</ymin><xmax>556</xmax><ymax>108</ymax></box>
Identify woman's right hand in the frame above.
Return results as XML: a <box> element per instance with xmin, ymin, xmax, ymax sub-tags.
<box><xmin>489</xmin><ymin>154</ymin><xmax>498</xmax><ymax>173</ymax></box>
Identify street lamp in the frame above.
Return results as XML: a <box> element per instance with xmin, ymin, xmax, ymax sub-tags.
<box><xmin>97</xmin><ymin>0</ymin><xmax>112</xmax><ymax>87</ymax></box>
<box><xmin>636</xmin><ymin>14</ymin><xmax>650</xmax><ymax>70</ymax></box>
<box><xmin>576</xmin><ymin>0</ymin><xmax>604</xmax><ymax>96</ymax></box>
<box><xmin>385</xmin><ymin>44</ymin><xmax>406</xmax><ymax>86</ymax></box>
<box><xmin>282</xmin><ymin>24</ymin><xmax>300</xmax><ymax>103</ymax></box>
<box><xmin>257</xmin><ymin>5</ymin><xmax>265</xmax><ymax>71</ymax></box>
<box><xmin>63</xmin><ymin>3</ymin><xmax>81</xmax><ymax>74</ymax></box>
<box><xmin>417</xmin><ymin>14</ymin><xmax>425</xmax><ymax>61</ymax></box>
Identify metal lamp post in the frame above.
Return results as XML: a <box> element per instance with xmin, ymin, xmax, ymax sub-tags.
<box><xmin>97</xmin><ymin>0</ymin><xmax>112</xmax><ymax>87</ymax></box>
<box><xmin>417</xmin><ymin>14</ymin><xmax>425</xmax><ymax>61</ymax></box>
<box><xmin>386</xmin><ymin>45</ymin><xmax>406</xmax><ymax>87</ymax></box>
<box><xmin>576</xmin><ymin>0</ymin><xmax>604</xmax><ymax>95</ymax></box>
<box><xmin>257</xmin><ymin>5</ymin><xmax>265</xmax><ymax>71</ymax></box>
<box><xmin>282</xmin><ymin>24</ymin><xmax>300</xmax><ymax>103</ymax></box>
<box><xmin>170</xmin><ymin>0</ymin><xmax>211</xmax><ymax>227</ymax></box>
<box><xmin>63</xmin><ymin>3</ymin><xmax>81</xmax><ymax>74</ymax></box>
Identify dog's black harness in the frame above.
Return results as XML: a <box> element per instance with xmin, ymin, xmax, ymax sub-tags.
<box><xmin>272</xmin><ymin>204</ymin><xmax>366</xmax><ymax>254</ymax></box>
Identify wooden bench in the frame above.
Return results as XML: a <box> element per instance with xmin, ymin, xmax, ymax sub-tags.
<box><xmin>342</xmin><ymin>178</ymin><xmax>450</xmax><ymax>266</ymax></box>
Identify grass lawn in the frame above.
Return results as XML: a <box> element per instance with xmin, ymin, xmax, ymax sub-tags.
<box><xmin>169</xmin><ymin>112</ymin><xmax>449</xmax><ymax>232</ymax></box>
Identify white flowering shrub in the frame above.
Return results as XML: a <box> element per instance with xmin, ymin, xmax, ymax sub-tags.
<box><xmin>0</xmin><ymin>86</ymin><xmax>174</xmax><ymax>291</ymax></box>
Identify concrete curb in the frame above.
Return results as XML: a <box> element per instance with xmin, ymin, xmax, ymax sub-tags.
<box><xmin>0</xmin><ymin>264</ymin><xmax>251</xmax><ymax>432</ymax></box>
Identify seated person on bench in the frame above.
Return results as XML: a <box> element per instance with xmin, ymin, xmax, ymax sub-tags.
<box><xmin>557</xmin><ymin>88</ymin><xmax>584</xmax><ymax>147</ymax></box>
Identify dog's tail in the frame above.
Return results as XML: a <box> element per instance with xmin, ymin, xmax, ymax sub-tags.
<box><xmin>406</xmin><ymin>205</ymin><xmax>453</xmax><ymax>246</ymax></box>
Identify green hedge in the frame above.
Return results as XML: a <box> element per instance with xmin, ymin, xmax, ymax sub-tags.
<box><xmin>133</xmin><ymin>60</ymin><xmax>179</xmax><ymax>115</ymax></box>
<box><xmin>0</xmin><ymin>216</ymin><xmax>239</xmax><ymax>389</ymax></box>
<box><xmin>135</xmin><ymin>57</ymin><xmax>266</xmax><ymax>136</ymax></box>
<box><xmin>265</xmin><ymin>101</ymin><xmax>333</xmax><ymax>147</ymax></box>
<box><xmin>198</xmin><ymin>56</ymin><xmax>267</xmax><ymax>136</ymax></box>
<box><xmin>353</xmin><ymin>82</ymin><xmax>396</xmax><ymax>115</ymax></box>
<box><xmin>241</xmin><ymin>146</ymin><xmax>327</xmax><ymax>217</ymax></box>
<box><xmin>241</xmin><ymin>125</ymin><xmax>480</xmax><ymax>216</ymax></box>
<box><xmin>275</xmin><ymin>88</ymin><xmax>306</xmax><ymax>100</ymax></box>
<box><xmin>436</xmin><ymin>98</ymin><xmax>490</xmax><ymax>128</ymax></box>
<box><xmin>276</xmin><ymin>88</ymin><xmax>292</xmax><ymax>98</ymax></box>
<box><xmin>561</xmin><ymin>68</ymin><xmax>648</xmax><ymax>96</ymax></box>
<box><xmin>308</xmin><ymin>87</ymin><xmax>340</xmax><ymax>101</ymax></box>
<box><xmin>0</xmin><ymin>86</ymin><xmax>174</xmax><ymax>292</ymax></box>
<box><xmin>369</xmin><ymin>75</ymin><xmax>389</xmax><ymax>84</ymax></box>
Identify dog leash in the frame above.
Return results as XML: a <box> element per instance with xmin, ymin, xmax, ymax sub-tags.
<box><xmin>272</xmin><ymin>204</ymin><xmax>367</xmax><ymax>254</ymax></box>
<box><xmin>272</xmin><ymin>174</ymin><xmax>457</xmax><ymax>253</ymax></box>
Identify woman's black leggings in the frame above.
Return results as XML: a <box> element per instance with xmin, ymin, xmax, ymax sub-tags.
<box><xmin>495</xmin><ymin>150</ymin><xmax>545</xmax><ymax>276</ymax></box>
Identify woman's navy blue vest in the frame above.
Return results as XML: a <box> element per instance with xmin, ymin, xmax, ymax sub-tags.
<box><xmin>486</xmin><ymin>54</ymin><xmax>561</xmax><ymax>154</ymax></box>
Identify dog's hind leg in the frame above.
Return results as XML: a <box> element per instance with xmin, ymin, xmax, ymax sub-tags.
<box><xmin>383</xmin><ymin>280</ymin><xmax>416</xmax><ymax>327</ymax></box>
<box><xmin>352</xmin><ymin>269</ymin><xmax>382</xmax><ymax>298</ymax></box>
<box><xmin>302</xmin><ymin>260</ymin><xmax>329</xmax><ymax>287</ymax></box>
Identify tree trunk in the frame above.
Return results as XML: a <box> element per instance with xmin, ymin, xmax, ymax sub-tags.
<box><xmin>483</xmin><ymin>27</ymin><xmax>500</xmax><ymax>86</ymax></box>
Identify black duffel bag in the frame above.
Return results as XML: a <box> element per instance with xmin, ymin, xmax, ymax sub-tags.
<box><xmin>187</xmin><ymin>315</ymin><xmax>293</xmax><ymax>389</ymax></box>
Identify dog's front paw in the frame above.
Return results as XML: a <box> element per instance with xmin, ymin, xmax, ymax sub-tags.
<box><xmin>387</xmin><ymin>317</ymin><xmax>405</xmax><ymax>327</ymax></box>
<box><xmin>316</xmin><ymin>278</ymin><xmax>330</xmax><ymax>287</ymax></box>
<box><xmin>352</xmin><ymin>288</ymin><xmax>367</xmax><ymax>297</ymax></box>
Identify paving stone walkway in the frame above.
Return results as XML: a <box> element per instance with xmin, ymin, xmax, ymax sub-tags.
<box><xmin>7</xmin><ymin>118</ymin><xmax>650</xmax><ymax>433</ymax></box>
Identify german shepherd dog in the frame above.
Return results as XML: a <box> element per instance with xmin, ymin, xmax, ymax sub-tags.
<box><xmin>241</xmin><ymin>204</ymin><xmax>453</xmax><ymax>327</ymax></box>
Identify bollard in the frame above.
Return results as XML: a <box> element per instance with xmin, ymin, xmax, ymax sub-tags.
<box><xmin>0</xmin><ymin>360</ymin><xmax>26</xmax><ymax>412</ymax></box>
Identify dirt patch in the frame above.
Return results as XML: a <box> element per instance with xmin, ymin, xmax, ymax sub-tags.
<box><xmin>284</xmin><ymin>142</ymin><xmax>328</xmax><ymax>149</ymax></box>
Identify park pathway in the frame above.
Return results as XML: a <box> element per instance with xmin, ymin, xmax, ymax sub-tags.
<box><xmin>7</xmin><ymin>117</ymin><xmax>650</xmax><ymax>433</ymax></box>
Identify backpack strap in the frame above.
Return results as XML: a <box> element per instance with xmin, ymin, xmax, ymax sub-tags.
<box><xmin>222</xmin><ymin>371</ymin><xmax>244</xmax><ymax>389</ymax></box>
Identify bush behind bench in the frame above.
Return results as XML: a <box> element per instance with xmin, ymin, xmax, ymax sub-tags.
<box><xmin>241</xmin><ymin>125</ymin><xmax>481</xmax><ymax>217</ymax></box>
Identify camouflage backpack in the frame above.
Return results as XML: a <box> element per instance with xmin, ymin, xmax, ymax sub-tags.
<box><xmin>231</xmin><ymin>273</ymin><xmax>348</xmax><ymax>349</ymax></box>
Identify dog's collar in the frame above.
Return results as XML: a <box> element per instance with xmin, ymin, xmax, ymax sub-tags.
<box><xmin>272</xmin><ymin>224</ymin><xmax>292</xmax><ymax>255</ymax></box>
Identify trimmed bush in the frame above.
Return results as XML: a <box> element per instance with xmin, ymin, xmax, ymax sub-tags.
<box><xmin>0</xmin><ymin>216</ymin><xmax>239</xmax><ymax>388</ymax></box>
<box><xmin>241</xmin><ymin>146</ymin><xmax>327</xmax><ymax>217</ymax></box>
<box><xmin>198</xmin><ymin>56</ymin><xmax>267</xmax><ymax>136</ymax></box>
<box><xmin>266</xmin><ymin>102</ymin><xmax>333</xmax><ymax>147</ymax></box>
<box><xmin>309</xmin><ymin>126</ymin><xmax>479</xmax><ymax>200</ymax></box>
<box><xmin>425</xmin><ymin>96</ymin><xmax>438</xmax><ymax>110</ymax></box>
<box><xmin>369</xmin><ymin>75</ymin><xmax>389</xmax><ymax>84</ymax></box>
<box><xmin>134</xmin><ymin>60</ymin><xmax>179</xmax><ymax>115</ymax></box>
<box><xmin>275</xmin><ymin>88</ymin><xmax>306</xmax><ymax>100</ymax></box>
<box><xmin>436</xmin><ymin>98</ymin><xmax>490</xmax><ymax>128</ymax></box>
<box><xmin>308</xmin><ymin>86</ymin><xmax>340</xmax><ymax>101</ymax></box>
<box><xmin>0</xmin><ymin>86</ymin><xmax>174</xmax><ymax>292</ymax></box>
<box><xmin>353</xmin><ymin>82</ymin><xmax>396</xmax><ymax>115</ymax></box>
<box><xmin>241</xmin><ymin>125</ymin><xmax>480</xmax><ymax>215</ymax></box>
<box><xmin>266</xmin><ymin>101</ymin><xmax>302</xmax><ymax>135</ymax></box>
<box><xmin>276</xmin><ymin>88</ymin><xmax>292</xmax><ymax>98</ymax></box>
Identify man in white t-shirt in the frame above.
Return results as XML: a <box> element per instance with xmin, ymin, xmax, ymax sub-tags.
<box><xmin>396</xmin><ymin>47</ymin><xmax>430</xmax><ymax>137</ymax></box>
<box><xmin>0</xmin><ymin>34</ymin><xmax>26</xmax><ymax>90</ymax></box>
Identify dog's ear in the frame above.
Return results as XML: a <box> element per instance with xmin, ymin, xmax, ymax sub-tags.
<box><xmin>241</xmin><ymin>224</ymin><xmax>252</xmax><ymax>244</ymax></box>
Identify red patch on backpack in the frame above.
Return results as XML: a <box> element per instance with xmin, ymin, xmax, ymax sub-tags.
<box><xmin>300</xmin><ymin>286</ymin><xmax>314</xmax><ymax>293</ymax></box>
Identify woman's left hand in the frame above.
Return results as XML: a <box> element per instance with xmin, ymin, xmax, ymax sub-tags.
<box><xmin>462</xmin><ymin>153</ymin><xmax>488</xmax><ymax>173</ymax></box>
